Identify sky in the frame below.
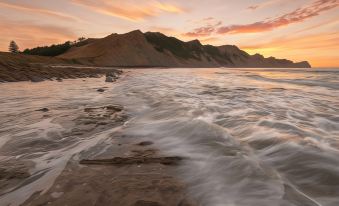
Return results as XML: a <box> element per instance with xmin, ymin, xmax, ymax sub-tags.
<box><xmin>0</xmin><ymin>0</ymin><xmax>338</xmax><ymax>67</ymax></box>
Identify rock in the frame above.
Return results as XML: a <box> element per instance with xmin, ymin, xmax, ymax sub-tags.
<box><xmin>89</xmin><ymin>74</ymin><xmax>99</xmax><ymax>78</ymax></box>
<box><xmin>30</xmin><ymin>76</ymin><xmax>44</xmax><ymax>82</ymax></box>
<box><xmin>105</xmin><ymin>76</ymin><xmax>114</xmax><ymax>82</ymax></box>
<box><xmin>106</xmin><ymin>72</ymin><xmax>117</xmax><ymax>78</ymax></box>
<box><xmin>79</xmin><ymin>156</ymin><xmax>184</xmax><ymax>166</ymax></box>
<box><xmin>36</xmin><ymin>108</ymin><xmax>49</xmax><ymax>112</ymax></box>
<box><xmin>137</xmin><ymin>141</ymin><xmax>154</xmax><ymax>146</ymax></box>
<box><xmin>133</xmin><ymin>200</ymin><xmax>163</xmax><ymax>206</ymax></box>
<box><xmin>105</xmin><ymin>105</ymin><xmax>123</xmax><ymax>112</ymax></box>
<box><xmin>56</xmin><ymin>77</ymin><xmax>63</xmax><ymax>82</ymax></box>
<box><xmin>97</xmin><ymin>88</ymin><xmax>105</xmax><ymax>92</ymax></box>
<box><xmin>0</xmin><ymin>163</ymin><xmax>30</xmax><ymax>180</ymax></box>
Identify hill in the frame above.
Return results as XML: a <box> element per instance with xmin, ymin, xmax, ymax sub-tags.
<box><xmin>58</xmin><ymin>30</ymin><xmax>311</xmax><ymax>68</ymax></box>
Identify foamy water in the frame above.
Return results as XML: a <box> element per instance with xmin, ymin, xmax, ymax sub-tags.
<box><xmin>0</xmin><ymin>68</ymin><xmax>338</xmax><ymax>206</ymax></box>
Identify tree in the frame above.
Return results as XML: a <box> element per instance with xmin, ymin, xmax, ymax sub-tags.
<box><xmin>9</xmin><ymin>40</ymin><xmax>19</xmax><ymax>53</ymax></box>
<box><xmin>22</xmin><ymin>41</ymin><xmax>72</xmax><ymax>56</ymax></box>
<box><xmin>78</xmin><ymin>37</ymin><xmax>86</xmax><ymax>42</ymax></box>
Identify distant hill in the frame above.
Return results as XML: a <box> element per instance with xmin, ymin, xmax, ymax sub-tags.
<box><xmin>58</xmin><ymin>30</ymin><xmax>311</xmax><ymax>68</ymax></box>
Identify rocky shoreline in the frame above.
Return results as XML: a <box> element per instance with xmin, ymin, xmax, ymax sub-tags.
<box><xmin>0</xmin><ymin>75</ymin><xmax>196</xmax><ymax>206</ymax></box>
<box><xmin>0</xmin><ymin>65</ymin><xmax>123</xmax><ymax>83</ymax></box>
<box><xmin>16</xmin><ymin>103</ymin><xmax>196</xmax><ymax>206</ymax></box>
<box><xmin>0</xmin><ymin>52</ymin><xmax>123</xmax><ymax>82</ymax></box>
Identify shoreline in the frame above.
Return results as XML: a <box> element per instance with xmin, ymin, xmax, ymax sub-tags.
<box><xmin>0</xmin><ymin>52</ymin><xmax>124</xmax><ymax>83</ymax></box>
<box><xmin>0</xmin><ymin>65</ymin><xmax>123</xmax><ymax>83</ymax></box>
<box><xmin>0</xmin><ymin>74</ymin><xmax>196</xmax><ymax>206</ymax></box>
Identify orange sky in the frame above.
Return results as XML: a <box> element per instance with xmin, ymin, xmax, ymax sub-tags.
<box><xmin>0</xmin><ymin>0</ymin><xmax>338</xmax><ymax>67</ymax></box>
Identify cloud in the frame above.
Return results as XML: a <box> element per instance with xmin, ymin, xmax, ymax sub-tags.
<box><xmin>247</xmin><ymin>0</ymin><xmax>285</xmax><ymax>11</ymax></box>
<box><xmin>71</xmin><ymin>0</ymin><xmax>184</xmax><ymax>22</ymax></box>
<box><xmin>0</xmin><ymin>16</ymin><xmax>77</xmax><ymax>51</ymax></box>
<box><xmin>218</xmin><ymin>0</ymin><xmax>339</xmax><ymax>34</ymax></box>
<box><xmin>186</xmin><ymin>0</ymin><xmax>338</xmax><ymax>36</ymax></box>
<box><xmin>184</xmin><ymin>26</ymin><xmax>216</xmax><ymax>37</ymax></box>
<box><xmin>153</xmin><ymin>2</ymin><xmax>183</xmax><ymax>13</ymax></box>
<box><xmin>0</xmin><ymin>1</ymin><xmax>80</xmax><ymax>22</ymax></box>
<box><xmin>184</xmin><ymin>18</ymin><xmax>222</xmax><ymax>37</ymax></box>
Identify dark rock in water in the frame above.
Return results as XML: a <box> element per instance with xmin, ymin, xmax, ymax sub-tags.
<box><xmin>137</xmin><ymin>141</ymin><xmax>154</xmax><ymax>146</ymax></box>
<box><xmin>80</xmin><ymin>156</ymin><xmax>184</xmax><ymax>166</ymax></box>
<box><xmin>133</xmin><ymin>200</ymin><xmax>163</xmax><ymax>206</ymax></box>
<box><xmin>0</xmin><ymin>162</ymin><xmax>30</xmax><ymax>180</ymax></box>
<box><xmin>105</xmin><ymin>70</ymin><xmax>121</xmax><ymax>82</ymax></box>
<box><xmin>106</xmin><ymin>105</ymin><xmax>123</xmax><ymax>112</ymax></box>
<box><xmin>84</xmin><ymin>105</ymin><xmax>123</xmax><ymax>113</ymax></box>
<box><xmin>36</xmin><ymin>108</ymin><xmax>49</xmax><ymax>112</ymax></box>
<box><xmin>30</xmin><ymin>76</ymin><xmax>44</xmax><ymax>82</ymax></box>
<box><xmin>97</xmin><ymin>88</ymin><xmax>105</xmax><ymax>92</ymax></box>
<box><xmin>106</xmin><ymin>72</ymin><xmax>117</xmax><ymax>78</ymax></box>
<box><xmin>89</xmin><ymin>74</ymin><xmax>100</xmax><ymax>78</ymax></box>
<box><xmin>105</xmin><ymin>76</ymin><xmax>115</xmax><ymax>82</ymax></box>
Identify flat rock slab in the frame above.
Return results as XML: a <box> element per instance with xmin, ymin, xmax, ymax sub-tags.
<box><xmin>21</xmin><ymin>157</ymin><xmax>195</xmax><ymax>206</ymax></box>
<box><xmin>80</xmin><ymin>156</ymin><xmax>184</xmax><ymax>166</ymax></box>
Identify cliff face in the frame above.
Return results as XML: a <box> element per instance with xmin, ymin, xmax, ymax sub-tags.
<box><xmin>59</xmin><ymin>30</ymin><xmax>311</xmax><ymax>68</ymax></box>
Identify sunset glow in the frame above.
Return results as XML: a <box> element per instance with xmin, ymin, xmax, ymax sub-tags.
<box><xmin>0</xmin><ymin>0</ymin><xmax>338</xmax><ymax>67</ymax></box>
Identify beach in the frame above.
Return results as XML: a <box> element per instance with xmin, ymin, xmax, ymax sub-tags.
<box><xmin>0</xmin><ymin>68</ymin><xmax>338</xmax><ymax>206</ymax></box>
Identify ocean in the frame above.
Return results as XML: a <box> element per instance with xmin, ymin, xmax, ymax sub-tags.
<box><xmin>0</xmin><ymin>68</ymin><xmax>338</xmax><ymax>206</ymax></box>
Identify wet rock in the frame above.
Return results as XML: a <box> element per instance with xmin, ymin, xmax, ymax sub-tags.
<box><xmin>137</xmin><ymin>141</ymin><xmax>154</xmax><ymax>146</ymax></box>
<box><xmin>0</xmin><ymin>166</ymin><xmax>30</xmax><ymax>180</ymax></box>
<box><xmin>80</xmin><ymin>156</ymin><xmax>183</xmax><ymax>166</ymax></box>
<box><xmin>89</xmin><ymin>74</ymin><xmax>99</xmax><ymax>78</ymax></box>
<box><xmin>106</xmin><ymin>71</ymin><xmax>117</xmax><ymax>78</ymax></box>
<box><xmin>106</xmin><ymin>105</ymin><xmax>123</xmax><ymax>112</ymax></box>
<box><xmin>84</xmin><ymin>105</ymin><xmax>123</xmax><ymax>113</ymax></box>
<box><xmin>82</xmin><ymin>119</ymin><xmax>98</xmax><ymax>125</ymax></box>
<box><xmin>0</xmin><ymin>160</ymin><xmax>30</xmax><ymax>183</ymax></box>
<box><xmin>96</xmin><ymin>121</ymin><xmax>108</xmax><ymax>126</ymax></box>
<box><xmin>97</xmin><ymin>88</ymin><xmax>105</xmax><ymax>92</ymax></box>
<box><xmin>30</xmin><ymin>76</ymin><xmax>44</xmax><ymax>82</ymax></box>
<box><xmin>105</xmin><ymin>76</ymin><xmax>115</xmax><ymax>82</ymax></box>
<box><xmin>131</xmin><ymin>149</ymin><xmax>157</xmax><ymax>157</ymax></box>
<box><xmin>133</xmin><ymin>200</ymin><xmax>163</xmax><ymax>206</ymax></box>
<box><xmin>105</xmin><ymin>70</ymin><xmax>122</xmax><ymax>82</ymax></box>
<box><xmin>36</xmin><ymin>108</ymin><xmax>49</xmax><ymax>112</ymax></box>
<box><xmin>84</xmin><ymin>107</ymin><xmax>96</xmax><ymax>113</ymax></box>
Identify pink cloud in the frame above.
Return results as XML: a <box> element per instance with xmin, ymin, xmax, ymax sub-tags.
<box><xmin>0</xmin><ymin>1</ymin><xmax>80</xmax><ymax>22</ymax></box>
<box><xmin>186</xmin><ymin>0</ymin><xmax>338</xmax><ymax>36</ymax></box>
<box><xmin>71</xmin><ymin>0</ymin><xmax>184</xmax><ymax>22</ymax></box>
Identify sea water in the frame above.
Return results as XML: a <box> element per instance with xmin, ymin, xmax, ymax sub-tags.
<box><xmin>0</xmin><ymin>68</ymin><xmax>338</xmax><ymax>206</ymax></box>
